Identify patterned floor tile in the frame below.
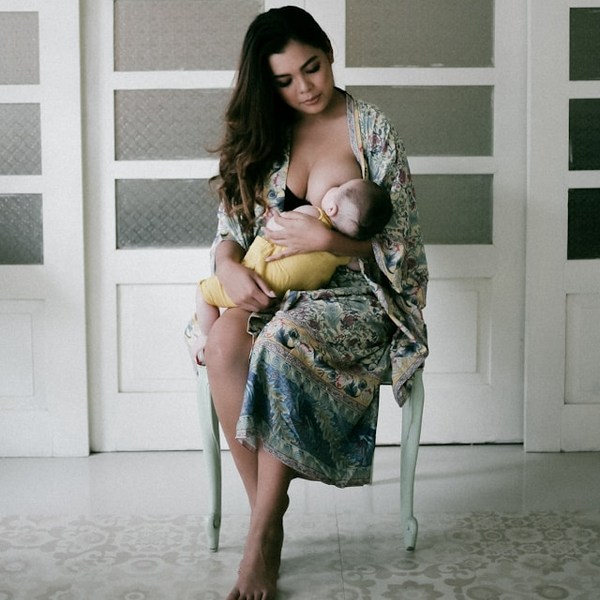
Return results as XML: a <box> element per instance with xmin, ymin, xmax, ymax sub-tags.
<box><xmin>337</xmin><ymin>511</ymin><xmax>600</xmax><ymax>600</ymax></box>
<box><xmin>1</xmin><ymin>509</ymin><xmax>599</xmax><ymax>598</ymax></box>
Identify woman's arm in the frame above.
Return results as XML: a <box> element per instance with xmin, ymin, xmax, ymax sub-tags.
<box><xmin>214</xmin><ymin>240</ymin><xmax>276</xmax><ymax>311</ymax></box>
<box><xmin>324</xmin><ymin>227</ymin><xmax>373</xmax><ymax>258</ymax></box>
<box><xmin>263</xmin><ymin>210</ymin><xmax>373</xmax><ymax>261</ymax></box>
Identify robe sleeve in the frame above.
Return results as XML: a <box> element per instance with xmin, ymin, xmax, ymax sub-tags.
<box><xmin>357</xmin><ymin>100</ymin><xmax>429</xmax><ymax>405</ymax></box>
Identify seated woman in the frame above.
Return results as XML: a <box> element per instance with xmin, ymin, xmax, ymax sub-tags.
<box><xmin>201</xmin><ymin>6</ymin><xmax>428</xmax><ymax>599</ymax></box>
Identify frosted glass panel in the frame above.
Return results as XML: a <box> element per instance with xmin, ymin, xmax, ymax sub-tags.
<box><xmin>115</xmin><ymin>89</ymin><xmax>229</xmax><ymax>160</ymax></box>
<box><xmin>568</xmin><ymin>188</ymin><xmax>600</xmax><ymax>260</ymax></box>
<box><xmin>347</xmin><ymin>0</ymin><xmax>493</xmax><ymax>68</ymax></box>
<box><xmin>114</xmin><ymin>0</ymin><xmax>262</xmax><ymax>71</ymax></box>
<box><xmin>570</xmin><ymin>8</ymin><xmax>600</xmax><ymax>81</ymax></box>
<box><xmin>0</xmin><ymin>194</ymin><xmax>43</xmax><ymax>264</ymax></box>
<box><xmin>0</xmin><ymin>104</ymin><xmax>41</xmax><ymax>174</ymax></box>
<box><xmin>116</xmin><ymin>179</ymin><xmax>218</xmax><ymax>248</ymax></box>
<box><xmin>569</xmin><ymin>99</ymin><xmax>600</xmax><ymax>171</ymax></box>
<box><xmin>348</xmin><ymin>86</ymin><xmax>493</xmax><ymax>156</ymax></box>
<box><xmin>413</xmin><ymin>175</ymin><xmax>492</xmax><ymax>244</ymax></box>
<box><xmin>0</xmin><ymin>12</ymin><xmax>39</xmax><ymax>84</ymax></box>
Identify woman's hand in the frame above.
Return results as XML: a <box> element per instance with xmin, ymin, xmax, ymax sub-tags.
<box><xmin>264</xmin><ymin>210</ymin><xmax>375</xmax><ymax>261</ymax></box>
<box><xmin>264</xmin><ymin>210</ymin><xmax>331</xmax><ymax>261</ymax></box>
<box><xmin>215</xmin><ymin>242</ymin><xmax>277</xmax><ymax>312</ymax></box>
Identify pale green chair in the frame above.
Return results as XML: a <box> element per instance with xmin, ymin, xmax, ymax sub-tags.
<box><xmin>195</xmin><ymin>366</ymin><xmax>424</xmax><ymax>552</ymax></box>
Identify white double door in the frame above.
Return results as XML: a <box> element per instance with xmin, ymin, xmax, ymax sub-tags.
<box><xmin>3</xmin><ymin>0</ymin><xmax>598</xmax><ymax>456</ymax></box>
<box><xmin>84</xmin><ymin>0</ymin><xmax>527</xmax><ymax>451</ymax></box>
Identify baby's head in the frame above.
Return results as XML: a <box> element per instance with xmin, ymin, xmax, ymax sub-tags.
<box><xmin>321</xmin><ymin>179</ymin><xmax>392</xmax><ymax>240</ymax></box>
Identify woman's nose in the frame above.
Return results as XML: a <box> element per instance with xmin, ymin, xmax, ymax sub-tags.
<box><xmin>298</xmin><ymin>75</ymin><xmax>311</xmax><ymax>93</ymax></box>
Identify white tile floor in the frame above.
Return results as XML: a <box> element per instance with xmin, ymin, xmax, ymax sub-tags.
<box><xmin>1</xmin><ymin>445</ymin><xmax>600</xmax><ymax>599</ymax></box>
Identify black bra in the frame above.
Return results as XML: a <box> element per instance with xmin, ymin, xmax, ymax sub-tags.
<box><xmin>283</xmin><ymin>186</ymin><xmax>311</xmax><ymax>211</ymax></box>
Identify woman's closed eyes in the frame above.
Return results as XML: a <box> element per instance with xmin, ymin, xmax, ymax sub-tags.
<box><xmin>273</xmin><ymin>59</ymin><xmax>321</xmax><ymax>88</ymax></box>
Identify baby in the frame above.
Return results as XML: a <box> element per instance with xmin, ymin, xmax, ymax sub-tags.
<box><xmin>185</xmin><ymin>178</ymin><xmax>392</xmax><ymax>366</ymax></box>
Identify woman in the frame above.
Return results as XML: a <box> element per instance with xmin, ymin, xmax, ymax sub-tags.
<box><xmin>203</xmin><ymin>6</ymin><xmax>428</xmax><ymax>599</ymax></box>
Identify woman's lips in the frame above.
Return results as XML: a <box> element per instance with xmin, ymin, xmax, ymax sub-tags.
<box><xmin>302</xmin><ymin>95</ymin><xmax>321</xmax><ymax>105</ymax></box>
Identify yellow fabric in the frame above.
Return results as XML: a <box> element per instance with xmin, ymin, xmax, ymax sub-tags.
<box><xmin>200</xmin><ymin>208</ymin><xmax>350</xmax><ymax>308</ymax></box>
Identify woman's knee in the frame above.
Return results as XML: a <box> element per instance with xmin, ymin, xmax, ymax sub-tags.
<box><xmin>204</xmin><ymin>308</ymin><xmax>252</xmax><ymax>370</ymax></box>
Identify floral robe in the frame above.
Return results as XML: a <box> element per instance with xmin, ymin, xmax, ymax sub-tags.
<box><xmin>212</xmin><ymin>92</ymin><xmax>428</xmax><ymax>487</ymax></box>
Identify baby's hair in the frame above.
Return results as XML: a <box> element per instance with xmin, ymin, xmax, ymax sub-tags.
<box><xmin>343</xmin><ymin>180</ymin><xmax>393</xmax><ymax>240</ymax></box>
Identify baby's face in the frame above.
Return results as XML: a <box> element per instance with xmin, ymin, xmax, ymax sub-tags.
<box><xmin>321</xmin><ymin>179</ymin><xmax>362</xmax><ymax>214</ymax></box>
<box><xmin>321</xmin><ymin>179</ymin><xmax>362</xmax><ymax>236</ymax></box>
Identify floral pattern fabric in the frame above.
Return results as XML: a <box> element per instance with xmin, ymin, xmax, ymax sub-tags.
<box><xmin>239</xmin><ymin>273</ymin><xmax>396</xmax><ymax>487</ymax></box>
<box><xmin>212</xmin><ymin>92</ymin><xmax>428</xmax><ymax>487</ymax></box>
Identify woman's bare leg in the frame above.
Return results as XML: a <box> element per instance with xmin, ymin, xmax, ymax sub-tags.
<box><xmin>227</xmin><ymin>447</ymin><xmax>293</xmax><ymax>600</ymax></box>
<box><xmin>205</xmin><ymin>308</ymin><xmax>294</xmax><ymax>599</ymax></box>
<box><xmin>205</xmin><ymin>308</ymin><xmax>258</xmax><ymax>506</ymax></box>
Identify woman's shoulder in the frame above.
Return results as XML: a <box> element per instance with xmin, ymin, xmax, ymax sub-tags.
<box><xmin>346</xmin><ymin>91</ymin><xmax>397</xmax><ymax>141</ymax></box>
<box><xmin>345</xmin><ymin>91</ymin><xmax>389</xmax><ymax>124</ymax></box>
<box><xmin>345</xmin><ymin>92</ymin><xmax>403</xmax><ymax>156</ymax></box>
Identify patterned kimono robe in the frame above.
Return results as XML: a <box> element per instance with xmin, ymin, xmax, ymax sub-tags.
<box><xmin>212</xmin><ymin>92</ymin><xmax>428</xmax><ymax>487</ymax></box>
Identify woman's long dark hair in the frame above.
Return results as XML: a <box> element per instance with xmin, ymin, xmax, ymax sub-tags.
<box><xmin>213</xmin><ymin>6</ymin><xmax>333</xmax><ymax>232</ymax></box>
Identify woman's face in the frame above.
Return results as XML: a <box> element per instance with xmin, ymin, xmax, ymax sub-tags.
<box><xmin>268</xmin><ymin>40</ymin><xmax>335</xmax><ymax>116</ymax></box>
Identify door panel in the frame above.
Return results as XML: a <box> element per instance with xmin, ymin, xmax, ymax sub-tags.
<box><xmin>0</xmin><ymin>0</ymin><xmax>88</xmax><ymax>456</ymax></box>
<box><xmin>316</xmin><ymin>0</ymin><xmax>527</xmax><ymax>444</ymax></box>
<box><xmin>84</xmin><ymin>0</ymin><xmax>261</xmax><ymax>451</ymax></box>
<box><xmin>526</xmin><ymin>0</ymin><xmax>600</xmax><ymax>451</ymax></box>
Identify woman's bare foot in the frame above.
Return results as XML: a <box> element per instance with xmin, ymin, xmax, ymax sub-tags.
<box><xmin>226</xmin><ymin>517</ymin><xmax>284</xmax><ymax>600</ymax></box>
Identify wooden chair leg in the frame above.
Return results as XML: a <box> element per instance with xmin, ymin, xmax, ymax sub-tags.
<box><xmin>196</xmin><ymin>365</ymin><xmax>222</xmax><ymax>551</ymax></box>
<box><xmin>400</xmin><ymin>369</ymin><xmax>424</xmax><ymax>551</ymax></box>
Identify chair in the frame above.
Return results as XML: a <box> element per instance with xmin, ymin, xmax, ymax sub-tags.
<box><xmin>195</xmin><ymin>366</ymin><xmax>425</xmax><ymax>552</ymax></box>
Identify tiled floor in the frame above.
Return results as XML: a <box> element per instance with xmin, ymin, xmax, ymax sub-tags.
<box><xmin>1</xmin><ymin>445</ymin><xmax>600</xmax><ymax>599</ymax></box>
